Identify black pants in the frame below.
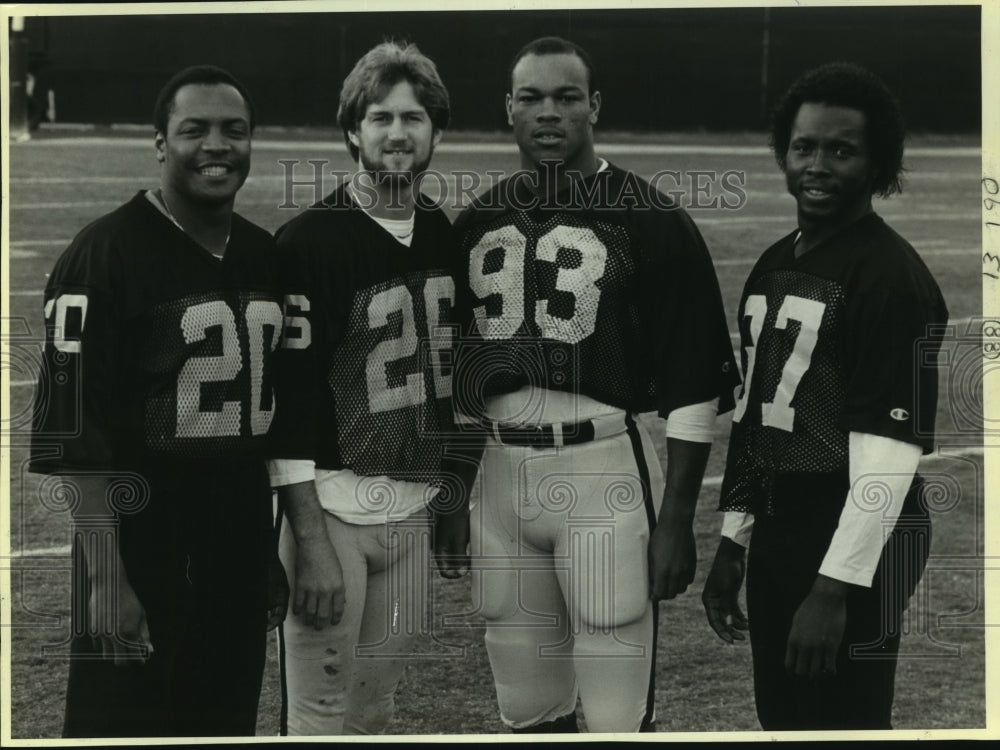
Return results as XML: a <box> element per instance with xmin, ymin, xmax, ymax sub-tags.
<box><xmin>746</xmin><ymin>479</ymin><xmax>930</xmax><ymax>730</ymax></box>
<box><xmin>62</xmin><ymin>464</ymin><xmax>271</xmax><ymax>738</ymax></box>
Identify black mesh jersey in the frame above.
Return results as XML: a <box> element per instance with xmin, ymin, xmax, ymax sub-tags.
<box><xmin>453</xmin><ymin>163</ymin><xmax>739</xmax><ymax>420</ymax></box>
<box><xmin>720</xmin><ymin>213</ymin><xmax>949</xmax><ymax>517</ymax></box>
<box><xmin>29</xmin><ymin>191</ymin><xmax>282</xmax><ymax>475</ymax></box>
<box><xmin>268</xmin><ymin>187</ymin><xmax>457</xmax><ymax>482</ymax></box>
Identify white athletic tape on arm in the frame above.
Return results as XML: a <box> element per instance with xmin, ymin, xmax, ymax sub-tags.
<box><xmin>818</xmin><ymin>431</ymin><xmax>922</xmax><ymax>587</ymax></box>
<box><xmin>721</xmin><ymin>511</ymin><xmax>754</xmax><ymax>548</ymax></box>
<box><xmin>267</xmin><ymin>458</ymin><xmax>316</xmax><ymax>487</ymax></box>
<box><xmin>665</xmin><ymin>398</ymin><xmax>719</xmax><ymax>443</ymax></box>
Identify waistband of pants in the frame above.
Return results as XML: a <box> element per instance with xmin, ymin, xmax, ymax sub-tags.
<box><xmin>480</xmin><ymin>412</ymin><xmax>632</xmax><ymax>448</ymax></box>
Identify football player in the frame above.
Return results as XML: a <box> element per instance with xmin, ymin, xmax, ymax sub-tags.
<box><xmin>267</xmin><ymin>41</ymin><xmax>455</xmax><ymax>735</ymax></box>
<box><xmin>29</xmin><ymin>65</ymin><xmax>288</xmax><ymax>737</ymax></box>
<box><xmin>439</xmin><ymin>37</ymin><xmax>739</xmax><ymax>733</ymax></box>
<box><xmin>701</xmin><ymin>62</ymin><xmax>948</xmax><ymax>729</ymax></box>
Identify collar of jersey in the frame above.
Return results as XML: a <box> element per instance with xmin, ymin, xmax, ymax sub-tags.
<box><xmin>143</xmin><ymin>189</ymin><xmax>229</xmax><ymax>260</ymax></box>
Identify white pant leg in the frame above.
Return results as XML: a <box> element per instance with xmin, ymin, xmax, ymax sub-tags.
<box><xmin>344</xmin><ymin>511</ymin><xmax>431</xmax><ymax>734</ymax></box>
<box><xmin>472</xmin><ymin>440</ymin><xmax>577</xmax><ymax>729</ymax></box>
<box><xmin>543</xmin><ymin>423</ymin><xmax>663</xmax><ymax>732</ymax></box>
<box><xmin>280</xmin><ymin>509</ymin><xmax>431</xmax><ymax>735</ymax></box>
<box><xmin>278</xmin><ymin>512</ymin><xmax>367</xmax><ymax>736</ymax></box>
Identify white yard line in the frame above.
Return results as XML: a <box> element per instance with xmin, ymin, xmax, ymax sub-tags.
<box><xmin>10</xmin><ymin>202</ymin><xmax>985</xmax><ymax>223</ymax></box>
<box><xmin>7</xmin><ymin>448</ymin><xmax>987</xmax><ymax>559</ymax></box>
<box><xmin>12</xmin><ymin>171</ymin><xmax>977</xmax><ymax>187</ymax></box>
<box><xmin>10</xmin><ymin>176</ymin><xmax>149</xmax><ymax>184</ymax></box>
<box><xmin>713</xmin><ymin>248</ymin><xmax>983</xmax><ymax>266</ymax></box>
<box><xmin>9</xmin><ymin>239</ymin><xmax>72</xmax><ymax>246</ymax></box>
<box><xmin>929</xmin><ymin>446</ymin><xmax>989</xmax><ymax>460</ymax></box>
<box><xmin>13</xmin><ymin>137</ymin><xmax>981</xmax><ymax>159</ymax></box>
<box><xmin>7</xmin><ymin>544</ymin><xmax>71</xmax><ymax>558</ymax></box>
<box><xmin>698</xmin><ymin>213</ymin><xmax>982</xmax><ymax>226</ymax></box>
<box><xmin>12</xmin><ymin>201</ymin><xmax>128</xmax><ymax>210</ymax></box>
<box><xmin>10</xmin><ymin>238</ymin><xmax>982</xmax><ymax>253</ymax></box>
<box><xmin>912</xmin><ymin>248</ymin><xmax>985</xmax><ymax>256</ymax></box>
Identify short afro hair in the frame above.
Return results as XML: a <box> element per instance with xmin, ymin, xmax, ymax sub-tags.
<box><xmin>153</xmin><ymin>64</ymin><xmax>256</xmax><ymax>135</ymax></box>
<box><xmin>337</xmin><ymin>41</ymin><xmax>450</xmax><ymax>163</ymax></box>
<box><xmin>770</xmin><ymin>62</ymin><xmax>905</xmax><ymax>198</ymax></box>
<box><xmin>508</xmin><ymin>36</ymin><xmax>597</xmax><ymax>96</ymax></box>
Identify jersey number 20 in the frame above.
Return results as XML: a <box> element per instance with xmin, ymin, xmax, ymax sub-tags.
<box><xmin>44</xmin><ymin>294</ymin><xmax>283</xmax><ymax>441</ymax></box>
<box><xmin>176</xmin><ymin>300</ymin><xmax>283</xmax><ymax>438</ymax></box>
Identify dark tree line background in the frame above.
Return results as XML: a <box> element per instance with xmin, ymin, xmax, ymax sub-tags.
<box><xmin>18</xmin><ymin>6</ymin><xmax>981</xmax><ymax>132</ymax></box>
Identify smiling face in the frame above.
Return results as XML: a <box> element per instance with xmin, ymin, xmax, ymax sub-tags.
<box><xmin>155</xmin><ymin>82</ymin><xmax>251</xmax><ymax>209</ymax></box>
<box><xmin>349</xmin><ymin>79</ymin><xmax>441</xmax><ymax>183</ymax></box>
<box><xmin>506</xmin><ymin>52</ymin><xmax>600</xmax><ymax>175</ymax></box>
<box><xmin>784</xmin><ymin>102</ymin><xmax>875</xmax><ymax>232</ymax></box>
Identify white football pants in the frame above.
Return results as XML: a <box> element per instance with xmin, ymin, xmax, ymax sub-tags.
<box><xmin>277</xmin><ymin>508</ymin><xmax>431</xmax><ymax>735</ymax></box>
<box><xmin>471</xmin><ymin>414</ymin><xmax>664</xmax><ymax>732</ymax></box>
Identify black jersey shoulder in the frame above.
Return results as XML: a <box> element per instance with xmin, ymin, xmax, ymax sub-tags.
<box><xmin>753</xmin><ymin>213</ymin><xmax>943</xmax><ymax>302</ymax></box>
<box><xmin>67</xmin><ymin>191</ymin><xmax>158</xmax><ymax>247</ymax></box>
<box><xmin>47</xmin><ymin>192</ymin><xmax>166</xmax><ymax>293</ymax></box>
<box><xmin>843</xmin><ymin>214</ymin><xmax>943</xmax><ymax>299</ymax></box>
<box><xmin>600</xmin><ymin>163</ymin><xmax>716</xmax><ymax>266</ymax></box>
<box><xmin>49</xmin><ymin>192</ymin><xmax>280</xmax><ymax>317</ymax></box>
<box><xmin>273</xmin><ymin>185</ymin><xmax>455</xmax><ymax>302</ymax></box>
<box><xmin>602</xmin><ymin>162</ymin><xmax>681</xmax><ymax>210</ymax></box>
<box><xmin>454</xmin><ymin>174</ymin><xmax>522</xmax><ymax>233</ymax></box>
<box><xmin>742</xmin><ymin>228</ymin><xmax>800</xmax><ymax>287</ymax></box>
<box><xmin>277</xmin><ymin>185</ymin><xmax>452</xmax><ymax>248</ymax></box>
<box><xmin>454</xmin><ymin>163</ymin><xmax>716</xmax><ymax>281</ymax></box>
<box><xmin>456</xmin><ymin>162</ymin><xmax>689</xmax><ymax>230</ymax></box>
<box><xmin>58</xmin><ymin>191</ymin><xmax>274</xmax><ymax>264</ymax></box>
<box><xmin>274</xmin><ymin>185</ymin><xmax>356</xmax><ymax>246</ymax></box>
<box><xmin>229</xmin><ymin>209</ymin><xmax>276</xmax><ymax>250</ymax></box>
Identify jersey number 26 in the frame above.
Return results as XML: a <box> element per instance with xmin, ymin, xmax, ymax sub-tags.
<box><xmin>282</xmin><ymin>276</ymin><xmax>454</xmax><ymax>414</ymax></box>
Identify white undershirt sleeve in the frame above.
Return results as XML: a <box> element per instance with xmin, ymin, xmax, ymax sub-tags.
<box><xmin>267</xmin><ymin>458</ymin><xmax>317</xmax><ymax>488</ymax></box>
<box><xmin>721</xmin><ymin>511</ymin><xmax>755</xmax><ymax>548</ymax></box>
<box><xmin>818</xmin><ymin>431</ymin><xmax>922</xmax><ymax>587</ymax></box>
<box><xmin>665</xmin><ymin>398</ymin><xmax>719</xmax><ymax>443</ymax></box>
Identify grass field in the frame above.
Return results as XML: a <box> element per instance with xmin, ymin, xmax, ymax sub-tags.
<box><xmin>3</xmin><ymin>128</ymin><xmax>988</xmax><ymax>738</ymax></box>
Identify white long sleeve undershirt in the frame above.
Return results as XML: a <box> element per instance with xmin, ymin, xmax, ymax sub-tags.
<box><xmin>665</xmin><ymin>398</ymin><xmax>719</xmax><ymax>443</ymax></box>
<box><xmin>721</xmin><ymin>431</ymin><xmax>922</xmax><ymax>587</ymax></box>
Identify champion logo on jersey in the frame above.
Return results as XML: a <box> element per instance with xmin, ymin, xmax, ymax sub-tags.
<box><xmin>890</xmin><ymin>408</ymin><xmax>910</xmax><ymax>421</ymax></box>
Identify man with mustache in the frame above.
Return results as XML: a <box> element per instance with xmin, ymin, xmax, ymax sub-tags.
<box><xmin>29</xmin><ymin>64</ymin><xmax>288</xmax><ymax>737</ymax></box>
<box><xmin>267</xmin><ymin>41</ymin><xmax>456</xmax><ymax>735</ymax></box>
<box><xmin>702</xmin><ymin>62</ymin><xmax>948</xmax><ymax>730</ymax></box>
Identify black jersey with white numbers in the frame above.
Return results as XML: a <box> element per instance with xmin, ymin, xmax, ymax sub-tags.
<box><xmin>29</xmin><ymin>191</ymin><xmax>282</xmax><ymax>474</ymax></box>
<box><xmin>453</xmin><ymin>163</ymin><xmax>739</xmax><ymax>420</ymax></box>
<box><xmin>268</xmin><ymin>187</ymin><xmax>456</xmax><ymax>482</ymax></box>
<box><xmin>719</xmin><ymin>213</ymin><xmax>948</xmax><ymax>516</ymax></box>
